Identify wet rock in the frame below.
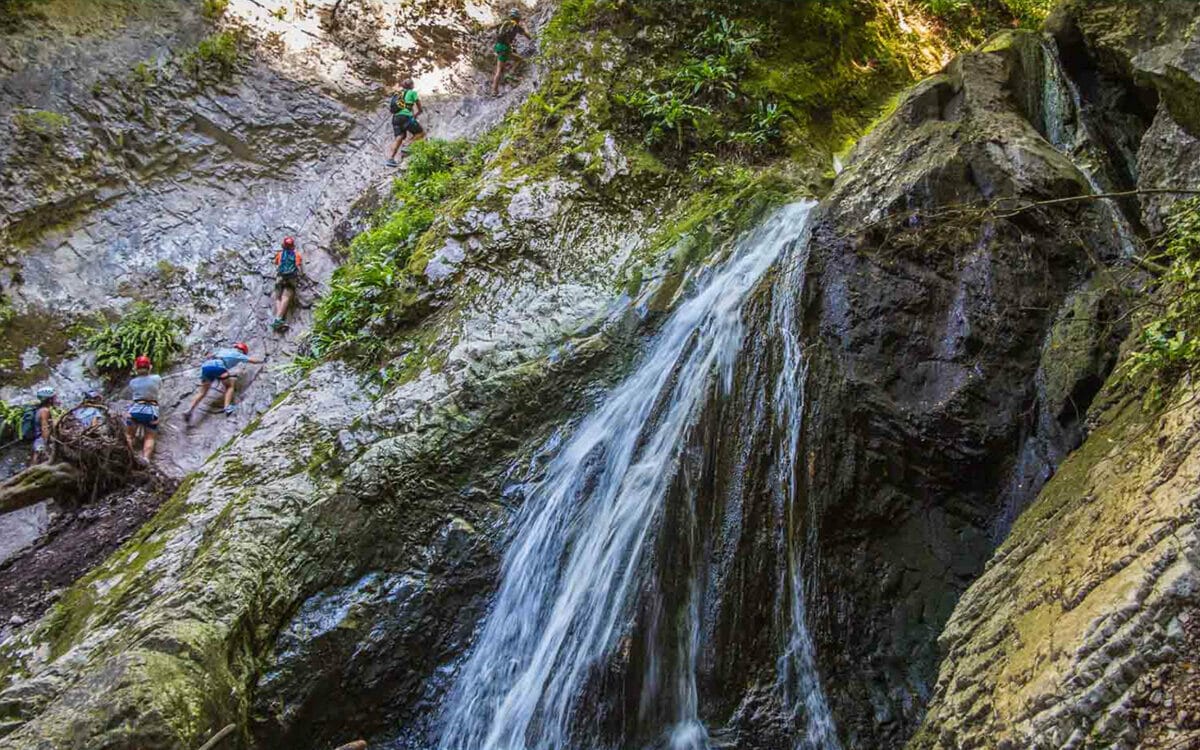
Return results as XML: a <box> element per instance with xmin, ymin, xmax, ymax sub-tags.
<box><xmin>790</xmin><ymin>31</ymin><xmax>1127</xmax><ymax>748</ymax></box>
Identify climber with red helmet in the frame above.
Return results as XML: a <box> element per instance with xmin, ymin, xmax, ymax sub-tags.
<box><xmin>272</xmin><ymin>236</ymin><xmax>304</xmax><ymax>332</ymax></box>
<box><xmin>126</xmin><ymin>354</ymin><xmax>162</xmax><ymax>462</ymax></box>
<box><xmin>184</xmin><ymin>342</ymin><xmax>264</xmax><ymax>424</ymax></box>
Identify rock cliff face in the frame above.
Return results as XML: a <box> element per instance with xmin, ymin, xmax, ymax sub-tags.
<box><xmin>0</xmin><ymin>0</ymin><xmax>1197</xmax><ymax>749</ymax></box>
<box><xmin>913</xmin><ymin>2</ymin><xmax>1200</xmax><ymax>748</ymax></box>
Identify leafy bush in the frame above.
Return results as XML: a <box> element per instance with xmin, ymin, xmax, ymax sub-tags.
<box><xmin>85</xmin><ymin>303</ymin><xmax>186</xmax><ymax>375</ymax></box>
<box><xmin>200</xmin><ymin>0</ymin><xmax>228</xmax><ymax>21</ymax></box>
<box><xmin>619</xmin><ymin>15</ymin><xmax>779</xmax><ymax>154</ymax></box>
<box><xmin>183</xmin><ymin>31</ymin><xmax>241</xmax><ymax>81</ymax></box>
<box><xmin>919</xmin><ymin>0</ymin><xmax>1052</xmax><ymax>29</ymax></box>
<box><xmin>309</xmin><ymin>139</ymin><xmax>476</xmax><ymax>364</ymax></box>
<box><xmin>0</xmin><ymin>401</ymin><xmax>23</xmax><ymax>440</ymax></box>
<box><xmin>1122</xmin><ymin>198</ymin><xmax>1200</xmax><ymax>401</ymax></box>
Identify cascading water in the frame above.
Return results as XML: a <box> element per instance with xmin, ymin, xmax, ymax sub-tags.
<box><xmin>770</xmin><ymin>242</ymin><xmax>841</xmax><ymax>750</ymax></box>
<box><xmin>1039</xmin><ymin>37</ymin><xmax>1138</xmax><ymax>256</ymax></box>
<box><xmin>434</xmin><ymin>201</ymin><xmax>823</xmax><ymax>750</ymax></box>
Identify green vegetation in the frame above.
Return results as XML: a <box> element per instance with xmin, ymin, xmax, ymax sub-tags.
<box><xmin>304</xmin><ymin>0</ymin><xmax>1027</xmax><ymax>379</ymax></box>
<box><xmin>920</xmin><ymin>0</ymin><xmax>1054</xmax><ymax>32</ymax></box>
<box><xmin>1122</xmin><ymin>199</ymin><xmax>1200</xmax><ymax>402</ymax></box>
<box><xmin>619</xmin><ymin>15</ymin><xmax>773</xmax><ymax>152</ymax></box>
<box><xmin>182</xmin><ymin>30</ymin><xmax>241</xmax><ymax>82</ymax></box>
<box><xmin>200</xmin><ymin>0</ymin><xmax>227</xmax><ymax>21</ymax></box>
<box><xmin>12</xmin><ymin>109</ymin><xmax>69</xmax><ymax>137</ymax></box>
<box><xmin>0</xmin><ymin>0</ymin><xmax>43</xmax><ymax>30</ymax></box>
<box><xmin>0</xmin><ymin>401</ymin><xmax>24</xmax><ymax>440</ymax></box>
<box><xmin>309</xmin><ymin>139</ymin><xmax>485</xmax><ymax>364</ymax></box>
<box><xmin>84</xmin><ymin>302</ymin><xmax>187</xmax><ymax>375</ymax></box>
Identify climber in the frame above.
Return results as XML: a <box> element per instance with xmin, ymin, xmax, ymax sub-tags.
<box><xmin>71</xmin><ymin>389</ymin><xmax>106</xmax><ymax>428</ymax></box>
<box><xmin>125</xmin><ymin>355</ymin><xmax>162</xmax><ymax>462</ymax></box>
<box><xmin>386</xmin><ymin>78</ymin><xmax>425</xmax><ymax>167</ymax></box>
<box><xmin>272</xmin><ymin>236</ymin><xmax>304</xmax><ymax>332</ymax></box>
<box><xmin>29</xmin><ymin>387</ymin><xmax>56</xmax><ymax>465</ymax></box>
<box><xmin>492</xmin><ymin>8</ymin><xmax>532</xmax><ymax>98</ymax></box>
<box><xmin>184</xmin><ymin>342</ymin><xmax>263</xmax><ymax>423</ymax></box>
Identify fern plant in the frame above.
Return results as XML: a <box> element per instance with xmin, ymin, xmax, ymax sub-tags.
<box><xmin>1122</xmin><ymin>197</ymin><xmax>1200</xmax><ymax>402</ymax></box>
<box><xmin>85</xmin><ymin>303</ymin><xmax>187</xmax><ymax>375</ymax></box>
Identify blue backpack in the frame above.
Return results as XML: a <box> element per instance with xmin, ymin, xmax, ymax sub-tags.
<box><xmin>278</xmin><ymin>248</ymin><xmax>299</xmax><ymax>277</ymax></box>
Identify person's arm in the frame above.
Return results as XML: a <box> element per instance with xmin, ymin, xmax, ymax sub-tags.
<box><xmin>248</xmin><ymin>357</ymin><xmax>265</xmax><ymax>365</ymax></box>
<box><xmin>414</xmin><ymin>97</ymin><xmax>423</xmax><ymax>117</ymax></box>
<box><xmin>39</xmin><ymin>408</ymin><xmax>52</xmax><ymax>438</ymax></box>
<box><xmin>519</xmin><ymin>23</ymin><xmax>531</xmax><ymax>39</ymax></box>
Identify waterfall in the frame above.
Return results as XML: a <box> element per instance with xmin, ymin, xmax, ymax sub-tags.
<box><xmin>1038</xmin><ymin>37</ymin><xmax>1138</xmax><ymax>256</ymax></box>
<box><xmin>434</xmin><ymin>201</ymin><xmax>818</xmax><ymax>750</ymax></box>
<box><xmin>770</xmin><ymin>239</ymin><xmax>841</xmax><ymax>750</ymax></box>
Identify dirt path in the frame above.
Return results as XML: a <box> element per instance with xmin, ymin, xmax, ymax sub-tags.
<box><xmin>0</xmin><ymin>480</ymin><xmax>175</xmax><ymax>639</ymax></box>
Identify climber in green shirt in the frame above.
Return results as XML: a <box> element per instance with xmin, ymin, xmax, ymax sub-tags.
<box><xmin>492</xmin><ymin>8</ymin><xmax>532</xmax><ymax>98</ymax></box>
<box><xmin>386</xmin><ymin>79</ymin><xmax>426</xmax><ymax>167</ymax></box>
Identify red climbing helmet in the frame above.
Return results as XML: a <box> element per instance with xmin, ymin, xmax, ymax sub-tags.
<box><xmin>234</xmin><ymin>342</ymin><xmax>250</xmax><ymax>355</ymax></box>
<box><xmin>282</xmin><ymin>236</ymin><xmax>296</xmax><ymax>250</ymax></box>
<box><xmin>134</xmin><ymin>355</ymin><xmax>152</xmax><ymax>370</ymax></box>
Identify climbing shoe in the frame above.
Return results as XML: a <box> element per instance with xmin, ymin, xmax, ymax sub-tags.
<box><xmin>385</xmin><ymin>158</ymin><xmax>399</xmax><ymax>167</ymax></box>
<box><xmin>224</xmin><ymin>404</ymin><xmax>238</xmax><ymax>416</ymax></box>
<box><xmin>184</xmin><ymin>410</ymin><xmax>193</xmax><ymax>426</ymax></box>
<box><xmin>271</xmin><ymin>317</ymin><xmax>285</xmax><ymax>331</ymax></box>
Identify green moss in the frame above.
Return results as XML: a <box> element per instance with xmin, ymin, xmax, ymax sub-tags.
<box><xmin>0</xmin><ymin>307</ymin><xmax>76</xmax><ymax>387</ymax></box>
<box><xmin>12</xmin><ymin>109</ymin><xmax>68</xmax><ymax>136</ymax></box>
<box><xmin>40</xmin><ymin>476</ymin><xmax>200</xmax><ymax>658</ymax></box>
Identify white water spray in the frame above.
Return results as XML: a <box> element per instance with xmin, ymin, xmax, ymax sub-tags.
<box><xmin>435</xmin><ymin>202</ymin><xmax>818</xmax><ymax>750</ymax></box>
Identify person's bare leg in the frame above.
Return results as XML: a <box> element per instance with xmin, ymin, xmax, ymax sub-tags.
<box><xmin>492</xmin><ymin>60</ymin><xmax>505</xmax><ymax>96</ymax></box>
<box><xmin>125</xmin><ymin>423</ymin><xmax>137</xmax><ymax>452</ymax></box>
<box><xmin>388</xmin><ymin>135</ymin><xmax>406</xmax><ymax>160</ymax></box>
<box><xmin>278</xmin><ymin>287</ymin><xmax>294</xmax><ymax>319</ymax></box>
<box><xmin>188</xmin><ymin>382</ymin><xmax>211</xmax><ymax>414</ymax></box>
<box><xmin>143</xmin><ymin>430</ymin><xmax>157</xmax><ymax>461</ymax></box>
<box><xmin>223</xmin><ymin>379</ymin><xmax>236</xmax><ymax>410</ymax></box>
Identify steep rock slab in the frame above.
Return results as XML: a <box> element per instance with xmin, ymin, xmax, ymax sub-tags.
<box><xmin>794</xmin><ymin>32</ymin><xmax>1127</xmax><ymax>747</ymax></box>
<box><xmin>911</xmin><ymin>388</ymin><xmax>1200</xmax><ymax>749</ymax></box>
<box><xmin>1049</xmin><ymin>0</ymin><xmax>1200</xmax><ymax>232</ymax></box>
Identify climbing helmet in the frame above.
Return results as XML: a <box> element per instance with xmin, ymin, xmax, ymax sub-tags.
<box><xmin>135</xmin><ymin>355</ymin><xmax>152</xmax><ymax>370</ymax></box>
<box><xmin>35</xmin><ymin>386</ymin><xmax>55</xmax><ymax>401</ymax></box>
<box><xmin>282</xmin><ymin>236</ymin><xmax>296</xmax><ymax>250</ymax></box>
<box><xmin>234</xmin><ymin>342</ymin><xmax>250</xmax><ymax>355</ymax></box>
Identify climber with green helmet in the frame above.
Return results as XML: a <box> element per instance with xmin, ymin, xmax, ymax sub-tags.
<box><xmin>30</xmin><ymin>387</ymin><xmax>56</xmax><ymax>465</ymax></box>
<box><xmin>386</xmin><ymin>77</ymin><xmax>426</xmax><ymax>167</ymax></box>
<box><xmin>492</xmin><ymin>8</ymin><xmax>532</xmax><ymax>98</ymax></box>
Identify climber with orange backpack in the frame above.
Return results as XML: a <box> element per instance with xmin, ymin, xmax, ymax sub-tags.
<box><xmin>125</xmin><ymin>355</ymin><xmax>162</xmax><ymax>463</ymax></box>
<box><xmin>183</xmin><ymin>342</ymin><xmax>264</xmax><ymax>424</ymax></box>
<box><xmin>272</xmin><ymin>236</ymin><xmax>304</xmax><ymax>332</ymax></box>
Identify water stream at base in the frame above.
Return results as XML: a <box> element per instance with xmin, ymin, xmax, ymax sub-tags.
<box><xmin>434</xmin><ymin>201</ymin><xmax>834</xmax><ymax>750</ymax></box>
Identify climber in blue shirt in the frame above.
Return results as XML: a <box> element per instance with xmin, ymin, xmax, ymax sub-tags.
<box><xmin>184</xmin><ymin>342</ymin><xmax>264</xmax><ymax>423</ymax></box>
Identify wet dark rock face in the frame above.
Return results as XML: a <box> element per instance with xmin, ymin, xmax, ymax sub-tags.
<box><xmin>746</xmin><ymin>34</ymin><xmax>1128</xmax><ymax>749</ymax></box>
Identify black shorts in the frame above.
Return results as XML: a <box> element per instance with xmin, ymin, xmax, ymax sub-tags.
<box><xmin>275</xmin><ymin>273</ymin><xmax>299</xmax><ymax>293</ymax></box>
<box><xmin>392</xmin><ymin>114</ymin><xmax>423</xmax><ymax>137</ymax></box>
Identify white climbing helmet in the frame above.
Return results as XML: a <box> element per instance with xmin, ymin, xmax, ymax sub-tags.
<box><xmin>36</xmin><ymin>386</ymin><xmax>55</xmax><ymax>401</ymax></box>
